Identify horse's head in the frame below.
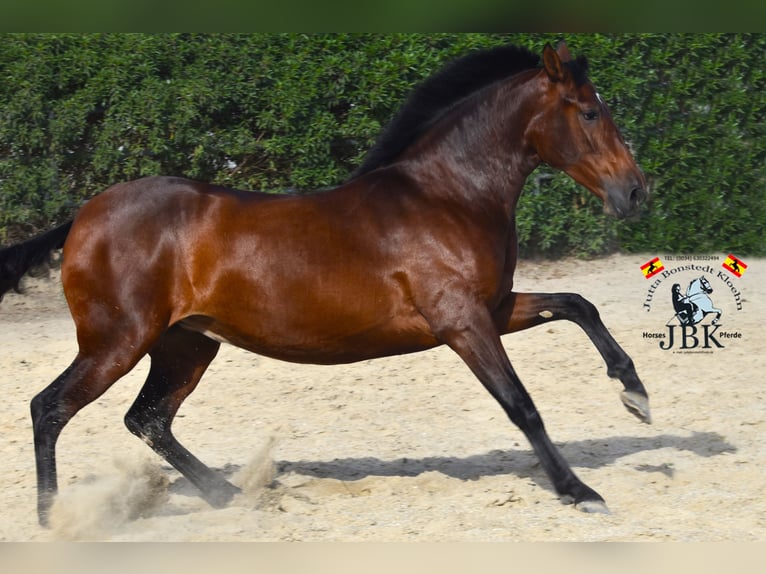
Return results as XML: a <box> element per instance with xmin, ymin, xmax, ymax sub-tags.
<box><xmin>528</xmin><ymin>42</ymin><xmax>647</xmax><ymax>219</ymax></box>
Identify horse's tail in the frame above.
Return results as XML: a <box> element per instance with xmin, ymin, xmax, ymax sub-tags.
<box><xmin>0</xmin><ymin>221</ymin><xmax>73</xmax><ymax>301</ymax></box>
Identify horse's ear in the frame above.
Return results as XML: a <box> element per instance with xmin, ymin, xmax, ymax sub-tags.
<box><xmin>555</xmin><ymin>40</ymin><xmax>572</xmax><ymax>63</ymax></box>
<box><xmin>542</xmin><ymin>43</ymin><xmax>565</xmax><ymax>82</ymax></box>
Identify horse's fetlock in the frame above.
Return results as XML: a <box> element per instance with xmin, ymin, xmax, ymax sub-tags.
<box><xmin>606</xmin><ymin>364</ymin><xmax>625</xmax><ymax>379</ymax></box>
<box><xmin>606</xmin><ymin>353</ymin><xmax>636</xmax><ymax>379</ymax></box>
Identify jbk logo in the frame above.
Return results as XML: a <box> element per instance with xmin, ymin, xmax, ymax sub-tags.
<box><xmin>640</xmin><ymin>256</ymin><xmax>746</xmax><ymax>353</ymax></box>
<box><xmin>661</xmin><ymin>277</ymin><xmax>724</xmax><ymax>350</ymax></box>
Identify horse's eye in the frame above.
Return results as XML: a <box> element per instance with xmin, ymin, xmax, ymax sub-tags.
<box><xmin>582</xmin><ymin>110</ymin><xmax>600</xmax><ymax>121</ymax></box>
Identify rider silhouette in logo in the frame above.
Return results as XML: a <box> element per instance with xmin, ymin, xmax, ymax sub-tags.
<box><xmin>670</xmin><ymin>276</ymin><xmax>722</xmax><ymax>326</ymax></box>
<box><xmin>671</xmin><ymin>284</ymin><xmax>695</xmax><ymax>326</ymax></box>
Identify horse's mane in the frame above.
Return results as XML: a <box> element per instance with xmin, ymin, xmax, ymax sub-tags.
<box><xmin>350</xmin><ymin>44</ymin><xmax>589</xmax><ymax>180</ymax></box>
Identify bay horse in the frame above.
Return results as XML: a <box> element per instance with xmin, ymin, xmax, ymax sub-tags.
<box><xmin>0</xmin><ymin>41</ymin><xmax>650</xmax><ymax>527</ymax></box>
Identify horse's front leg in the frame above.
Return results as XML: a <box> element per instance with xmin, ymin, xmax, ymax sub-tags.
<box><xmin>431</xmin><ymin>302</ymin><xmax>609</xmax><ymax>513</ymax></box>
<box><xmin>492</xmin><ymin>291</ymin><xmax>651</xmax><ymax>424</ymax></box>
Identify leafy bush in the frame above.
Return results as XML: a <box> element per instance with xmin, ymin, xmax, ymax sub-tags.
<box><xmin>1</xmin><ymin>33</ymin><xmax>764</xmax><ymax>256</ymax></box>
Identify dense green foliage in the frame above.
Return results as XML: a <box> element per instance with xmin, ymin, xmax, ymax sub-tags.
<box><xmin>1</xmin><ymin>33</ymin><xmax>764</xmax><ymax>255</ymax></box>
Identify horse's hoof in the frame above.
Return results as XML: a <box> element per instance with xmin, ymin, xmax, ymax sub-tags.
<box><xmin>575</xmin><ymin>499</ymin><xmax>611</xmax><ymax>514</ymax></box>
<box><xmin>37</xmin><ymin>513</ymin><xmax>51</xmax><ymax>529</ymax></box>
<box><xmin>620</xmin><ymin>391</ymin><xmax>652</xmax><ymax>424</ymax></box>
<box><xmin>206</xmin><ymin>481</ymin><xmax>242</xmax><ymax>508</ymax></box>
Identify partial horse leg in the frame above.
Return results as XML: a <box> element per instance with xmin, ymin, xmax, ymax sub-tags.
<box><xmin>31</xmin><ymin>350</ymin><xmax>146</xmax><ymax>526</ymax></box>
<box><xmin>435</xmin><ymin>305</ymin><xmax>609</xmax><ymax>513</ymax></box>
<box><xmin>493</xmin><ymin>291</ymin><xmax>651</xmax><ymax>423</ymax></box>
<box><xmin>124</xmin><ymin>326</ymin><xmax>241</xmax><ymax>508</ymax></box>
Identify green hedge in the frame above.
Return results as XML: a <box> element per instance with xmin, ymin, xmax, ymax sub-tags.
<box><xmin>1</xmin><ymin>33</ymin><xmax>764</xmax><ymax>256</ymax></box>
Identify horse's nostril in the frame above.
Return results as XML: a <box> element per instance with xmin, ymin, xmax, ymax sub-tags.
<box><xmin>630</xmin><ymin>187</ymin><xmax>645</xmax><ymax>207</ymax></box>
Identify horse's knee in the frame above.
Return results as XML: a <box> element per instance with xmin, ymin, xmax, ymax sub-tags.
<box><xmin>558</xmin><ymin>293</ymin><xmax>599</xmax><ymax>323</ymax></box>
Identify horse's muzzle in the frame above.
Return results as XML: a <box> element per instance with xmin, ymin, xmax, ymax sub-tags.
<box><xmin>605</xmin><ymin>183</ymin><xmax>647</xmax><ymax>219</ymax></box>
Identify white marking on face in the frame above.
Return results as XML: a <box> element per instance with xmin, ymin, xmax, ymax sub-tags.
<box><xmin>539</xmin><ymin>310</ymin><xmax>554</xmax><ymax>319</ymax></box>
<box><xmin>596</xmin><ymin>92</ymin><xmax>604</xmax><ymax>104</ymax></box>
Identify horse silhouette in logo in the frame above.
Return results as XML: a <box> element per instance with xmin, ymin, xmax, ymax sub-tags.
<box><xmin>671</xmin><ymin>276</ymin><xmax>722</xmax><ymax>326</ymax></box>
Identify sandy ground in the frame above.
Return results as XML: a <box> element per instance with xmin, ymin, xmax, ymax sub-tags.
<box><xmin>0</xmin><ymin>253</ymin><xmax>763</xmax><ymax>541</ymax></box>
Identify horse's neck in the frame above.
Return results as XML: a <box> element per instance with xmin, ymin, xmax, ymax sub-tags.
<box><xmin>401</xmin><ymin>74</ymin><xmax>541</xmax><ymax>218</ymax></box>
<box><xmin>688</xmin><ymin>281</ymin><xmax>701</xmax><ymax>296</ymax></box>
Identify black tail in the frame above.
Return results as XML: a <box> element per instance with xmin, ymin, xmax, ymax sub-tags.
<box><xmin>0</xmin><ymin>221</ymin><xmax>73</xmax><ymax>300</ymax></box>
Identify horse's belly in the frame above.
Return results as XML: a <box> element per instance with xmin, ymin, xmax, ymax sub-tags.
<box><xmin>178</xmin><ymin>309</ymin><xmax>439</xmax><ymax>365</ymax></box>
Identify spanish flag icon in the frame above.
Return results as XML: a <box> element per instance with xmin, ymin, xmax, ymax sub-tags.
<box><xmin>722</xmin><ymin>254</ymin><xmax>747</xmax><ymax>277</ymax></box>
<box><xmin>640</xmin><ymin>257</ymin><xmax>664</xmax><ymax>279</ymax></box>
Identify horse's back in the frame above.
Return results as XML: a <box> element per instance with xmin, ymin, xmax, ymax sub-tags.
<box><xmin>70</xmin><ymin>175</ymin><xmax>255</xmax><ymax>229</ymax></box>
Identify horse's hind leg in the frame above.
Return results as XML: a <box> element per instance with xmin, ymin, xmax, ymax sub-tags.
<box><xmin>31</xmin><ymin>351</ymin><xmax>144</xmax><ymax>526</ymax></box>
<box><xmin>493</xmin><ymin>291</ymin><xmax>651</xmax><ymax>423</ymax></box>
<box><xmin>124</xmin><ymin>326</ymin><xmax>241</xmax><ymax>508</ymax></box>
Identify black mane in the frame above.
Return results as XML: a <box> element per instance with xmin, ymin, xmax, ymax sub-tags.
<box><xmin>350</xmin><ymin>44</ymin><xmax>543</xmax><ymax>179</ymax></box>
